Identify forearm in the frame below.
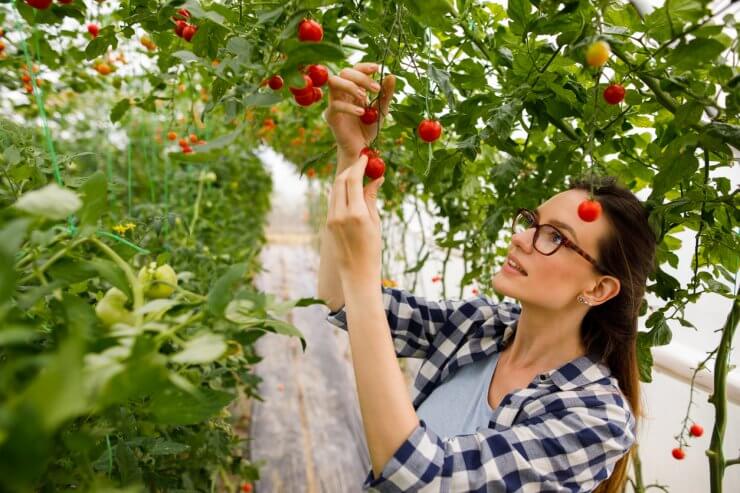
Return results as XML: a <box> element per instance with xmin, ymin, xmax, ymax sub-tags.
<box><xmin>343</xmin><ymin>280</ymin><xmax>418</xmax><ymax>480</ymax></box>
<box><xmin>317</xmin><ymin>147</ymin><xmax>364</xmax><ymax>311</ymax></box>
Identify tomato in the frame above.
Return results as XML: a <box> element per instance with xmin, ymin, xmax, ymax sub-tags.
<box><xmin>0</xmin><ymin>41</ymin><xmax>4</xmax><ymax>52</ymax></box>
<box><xmin>95</xmin><ymin>287</ymin><xmax>135</xmax><ymax>328</ymax></box>
<box><xmin>360</xmin><ymin>107</ymin><xmax>379</xmax><ymax>125</ymax></box>
<box><xmin>306</xmin><ymin>64</ymin><xmax>329</xmax><ymax>87</ymax></box>
<box><xmin>298</xmin><ymin>19</ymin><xmax>323</xmax><ymax>42</ymax></box>
<box><xmin>21</xmin><ymin>74</ymin><xmax>31</xmax><ymax>83</ymax></box>
<box><xmin>312</xmin><ymin>87</ymin><xmax>323</xmax><ymax>103</ymax></box>
<box><xmin>294</xmin><ymin>90</ymin><xmax>315</xmax><ymax>106</ymax></box>
<box><xmin>365</xmin><ymin>156</ymin><xmax>385</xmax><ymax>179</ymax></box>
<box><xmin>241</xmin><ymin>483</ymin><xmax>253</xmax><ymax>493</ymax></box>
<box><xmin>586</xmin><ymin>40</ymin><xmax>610</xmax><ymax>68</ymax></box>
<box><xmin>181</xmin><ymin>144</ymin><xmax>194</xmax><ymax>154</ymax></box>
<box><xmin>87</xmin><ymin>23</ymin><xmax>100</xmax><ymax>39</ymax></box>
<box><xmin>603</xmin><ymin>84</ymin><xmax>625</xmax><ymax>105</ymax></box>
<box><xmin>57</xmin><ymin>0</ymin><xmax>74</xmax><ymax>4</ymax></box>
<box><xmin>95</xmin><ymin>63</ymin><xmax>112</xmax><ymax>75</ymax></box>
<box><xmin>671</xmin><ymin>447</ymin><xmax>685</xmax><ymax>460</ymax></box>
<box><xmin>577</xmin><ymin>199</ymin><xmax>602</xmax><ymax>222</ymax></box>
<box><xmin>167</xmin><ymin>131</ymin><xmax>177</xmax><ymax>141</ymax></box>
<box><xmin>417</xmin><ymin>119</ymin><xmax>442</xmax><ymax>142</ymax></box>
<box><xmin>268</xmin><ymin>75</ymin><xmax>284</xmax><ymax>90</ymax></box>
<box><xmin>182</xmin><ymin>24</ymin><xmax>197</xmax><ymax>42</ymax></box>
<box><xmin>289</xmin><ymin>74</ymin><xmax>314</xmax><ymax>98</ymax></box>
<box><xmin>175</xmin><ymin>8</ymin><xmax>190</xmax><ymax>19</ymax></box>
<box><xmin>25</xmin><ymin>0</ymin><xmax>52</xmax><ymax>9</ymax></box>
<box><xmin>138</xmin><ymin>263</ymin><xmax>178</xmax><ymax>299</ymax></box>
<box><xmin>189</xmin><ymin>133</ymin><xmax>198</xmax><ymax>143</ymax></box>
<box><xmin>360</xmin><ymin>147</ymin><xmax>379</xmax><ymax>159</ymax></box>
<box><xmin>689</xmin><ymin>424</ymin><xmax>704</xmax><ymax>437</ymax></box>
<box><xmin>174</xmin><ymin>20</ymin><xmax>187</xmax><ymax>38</ymax></box>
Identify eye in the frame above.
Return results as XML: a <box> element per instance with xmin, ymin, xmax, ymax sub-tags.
<box><xmin>549</xmin><ymin>230</ymin><xmax>563</xmax><ymax>244</ymax></box>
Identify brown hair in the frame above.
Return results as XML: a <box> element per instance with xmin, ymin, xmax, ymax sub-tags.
<box><xmin>568</xmin><ymin>175</ymin><xmax>657</xmax><ymax>493</ymax></box>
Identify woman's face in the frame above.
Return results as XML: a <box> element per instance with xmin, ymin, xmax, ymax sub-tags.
<box><xmin>492</xmin><ymin>189</ymin><xmax>612</xmax><ymax>310</ymax></box>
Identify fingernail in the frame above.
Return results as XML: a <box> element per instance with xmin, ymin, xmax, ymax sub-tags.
<box><xmin>372</xmin><ymin>83</ymin><xmax>381</xmax><ymax>91</ymax></box>
<box><xmin>357</xmin><ymin>90</ymin><xmax>366</xmax><ymax>98</ymax></box>
<box><xmin>355</xmin><ymin>108</ymin><xmax>365</xmax><ymax>115</ymax></box>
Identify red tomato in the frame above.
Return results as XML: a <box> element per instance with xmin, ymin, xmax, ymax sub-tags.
<box><xmin>312</xmin><ymin>87</ymin><xmax>323</xmax><ymax>103</ymax></box>
<box><xmin>360</xmin><ymin>147</ymin><xmax>379</xmax><ymax>159</ymax></box>
<box><xmin>360</xmin><ymin>107</ymin><xmax>379</xmax><ymax>125</ymax></box>
<box><xmin>603</xmin><ymin>84</ymin><xmax>625</xmax><ymax>105</ymax></box>
<box><xmin>306</xmin><ymin>64</ymin><xmax>329</xmax><ymax>87</ymax></box>
<box><xmin>577</xmin><ymin>199</ymin><xmax>602</xmax><ymax>222</ymax></box>
<box><xmin>268</xmin><ymin>75</ymin><xmax>284</xmax><ymax>90</ymax></box>
<box><xmin>689</xmin><ymin>424</ymin><xmax>704</xmax><ymax>437</ymax></box>
<box><xmin>167</xmin><ymin>131</ymin><xmax>177</xmax><ymax>141</ymax></box>
<box><xmin>289</xmin><ymin>74</ymin><xmax>314</xmax><ymax>98</ymax></box>
<box><xmin>671</xmin><ymin>447</ymin><xmax>685</xmax><ymax>460</ymax></box>
<box><xmin>294</xmin><ymin>91</ymin><xmax>315</xmax><ymax>106</ymax></box>
<box><xmin>298</xmin><ymin>19</ymin><xmax>323</xmax><ymax>42</ymax></box>
<box><xmin>87</xmin><ymin>23</ymin><xmax>100</xmax><ymax>39</ymax></box>
<box><xmin>365</xmin><ymin>157</ymin><xmax>385</xmax><ymax>179</ymax></box>
<box><xmin>417</xmin><ymin>119</ymin><xmax>442</xmax><ymax>142</ymax></box>
<box><xmin>26</xmin><ymin>0</ymin><xmax>52</xmax><ymax>9</ymax></box>
<box><xmin>174</xmin><ymin>20</ymin><xmax>187</xmax><ymax>37</ymax></box>
<box><xmin>182</xmin><ymin>24</ymin><xmax>197</xmax><ymax>42</ymax></box>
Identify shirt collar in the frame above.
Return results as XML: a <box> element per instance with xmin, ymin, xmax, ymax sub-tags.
<box><xmin>491</xmin><ymin>302</ymin><xmax>614</xmax><ymax>391</ymax></box>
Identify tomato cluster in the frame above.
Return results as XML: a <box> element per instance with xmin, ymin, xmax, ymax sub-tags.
<box><xmin>173</xmin><ymin>9</ymin><xmax>198</xmax><ymax>42</ymax></box>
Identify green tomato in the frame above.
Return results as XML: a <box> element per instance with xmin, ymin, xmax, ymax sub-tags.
<box><xmin>95</xmin><ymin>287</ymin><xmax>135</xmax><ymax>327</ymax></box>
<box><xmin>138</xmin><ymin>262</ymin><xmax>178</xmax><ymax>299</ymax></box>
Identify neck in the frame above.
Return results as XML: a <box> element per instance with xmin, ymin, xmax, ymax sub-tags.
<box><xmin>502</xmin><ymin>302</ymin><xmax>588</xmax><ymax>373</ymax></box>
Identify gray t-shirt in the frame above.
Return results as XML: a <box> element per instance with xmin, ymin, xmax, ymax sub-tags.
<box><xmin>416</xmin><ymin>351</ymin><xmax>501</xmax><ymax>439</ymax></box>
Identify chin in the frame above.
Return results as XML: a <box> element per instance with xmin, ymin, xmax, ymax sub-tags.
<box><xmin>491</xmin><ymin>269</ymin><xmax>520</xmax><ymax>300</ymax></box>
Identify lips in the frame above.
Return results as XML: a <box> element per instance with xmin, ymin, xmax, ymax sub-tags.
<box><xmin>506</xmin><ymin>254</ymin><xmax>528</xmax><ymax>275</ymax></box>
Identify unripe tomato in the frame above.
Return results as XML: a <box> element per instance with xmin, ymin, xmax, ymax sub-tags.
<box><xmin>298</xmin><ymin>19</ymin><xmax>323</xmax><ymax>42</ymax></box>
<box><xmin>586</xmin><ymin>40</ymin><xmax>611</xmax><ymax>68</ymax></box>
<box><xmin>577</xmin><ymin>199</ymin><xmax>602</xmax><ymax>222</ymax></box>
<box><xmin>603</xmin><ymin>84</ymin><xmax>625</xmax><ymax>105</ymax></box>
<box><xmin>138</xmin><ymin>263</ymin><xmax>178</xmax><ymax>299</ymax></box>
<box><xmin>306</xmin><ymin>64</ymin><xmax>329</xmax><ymax>87</ymax></box>
<box><xmin>95</xmin><ymin>63</ymin><xmax>112</xmax><ymax>75</ymax></box>
<box><xmin>418</xmin><ymin>119</ymin><xmax>442</xmax><ymax>142</ymax></box>
<box><xmin>95</xmin><ymin>287</ymin><xmax>135</xmax><ymax>328</ymax></box>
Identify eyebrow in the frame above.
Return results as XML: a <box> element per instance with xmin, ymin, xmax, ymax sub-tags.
<box><xmin>534</xmin><ymin>207</ymin><xmax>579</xmax><ymax>242</ymax></box>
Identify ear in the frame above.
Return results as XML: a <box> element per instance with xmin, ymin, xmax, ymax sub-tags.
<box><xmin>583</xmin><ymin>275</ymin><xmax>620</xmax><ymax>306</ymax></box>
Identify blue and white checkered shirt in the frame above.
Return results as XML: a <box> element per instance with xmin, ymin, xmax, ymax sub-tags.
<box><xmin>326</xmin><ymin>285</ymin><xmax>636</xmax><ymax>492</ymax></box>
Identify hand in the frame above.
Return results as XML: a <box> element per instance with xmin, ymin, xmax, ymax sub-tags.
<box><xmin>324</xmin><ymin>62</ymin><xmax>396</xmax><ymax>158</ymax></box>
<box><xmin>326</xmin><ymin>154</ymin><xmax>386</xmax><ymax>284</ymax></box>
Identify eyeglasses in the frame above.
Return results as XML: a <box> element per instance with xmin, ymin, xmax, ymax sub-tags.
<box><xmin>512</xmin><ymin>208</ymin><xmax>609</xmax><ymax>274</ymax></box>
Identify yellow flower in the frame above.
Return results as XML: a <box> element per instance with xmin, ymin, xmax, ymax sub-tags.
<box><xmin>382</xmin><ymin>278</ymin><xmax>398</xmax><ymax>288</ymax></box>
<box><xmin>112</xmin><ymin>224</ymin><xmax>128</xmax><ymax>235</ymax></box>
<box><xmin>125</xmin><ymin>222</ymin><xmax>136</xmax><ymax>230</ymax></box>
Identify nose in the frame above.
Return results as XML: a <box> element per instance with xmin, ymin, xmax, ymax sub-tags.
<box><xmin>511</xmin><ymin>227</ymin><xmax>534</xmax><ymax>254</ymax></box>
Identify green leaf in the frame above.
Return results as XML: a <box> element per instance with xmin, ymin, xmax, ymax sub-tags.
<box><xmin>171</xmin><ymin>50</ymin><xmax>202</xmax><ymax>64</ymax></box>
<box><xmin>507</xmin><ymin>0</ymin><xmax>532</xmax><ymax>35</ymax></box>
<box><xmin>110</xmin><ymin>98</ymin><xmax>132</xmax><ymax>123</ymax></box>
<box><xmin>674</xmin><ymin>102</ymin><xmax>704</xmax><ymax>128</ymax></box>
<box><xmin>651</xmin><ymin>151</ymin><xmax>699</xmax><ymax>198</ymax></box>
<box><xmin>14</xmin><ymin>183</ymin><xmax>81</xmax><ymax>220</ymax></box>
<box><xmin>281</xmin><ymin>40</ymin><xmax>345</xmax><ymax>72</ymax></box>
<box><xmin>243</xmin><ymin>91</ymin><xmax>284</xmax><ymax>108</ymax></box>
<box><xmin>78</xmin><ymin>172</ymin><xmax>107</xmax><ymax>232</ymax></box>
<box><xmin>667</xmin><ymin>38</ymin><xmax>727</xmax><ymax>70</ymax></box>
<box><xmin>170</xmin><ymin>333</ymin><xmax>227</xmax><ymax>364</ymax></box>
<box><xmin>207</xmin><ymin>263</ymin><xmax>247</xmax><ymax>316</ymax></box>
<box><xmin>0</xmin><ymin>219</ymin><xmax>30</xmax><ymax>304</ymax></box>
<box><xmin>85</xmin><ymin>33</ymin><xmax>117</xmax><ymax>60</ymax></box>
<box><xmin>262</xmin><ymin>319</ymin><xmax>306</xmax><ymax>351</ymax></box>
<box><xmin>149</xmin><ymin>386</ymin><xmax>234</xmax><ymax>425</ymax></box>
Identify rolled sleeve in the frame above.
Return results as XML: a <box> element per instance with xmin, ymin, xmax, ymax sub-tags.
<box><xmin>362</xmin><ymin>400</ymin><xmax>636</xmax><ymax>492</ymax></box>
<box><xmin>326</xmin><ymin>285</ymin><xmax>473</xmax><ymax>359</ymax></box>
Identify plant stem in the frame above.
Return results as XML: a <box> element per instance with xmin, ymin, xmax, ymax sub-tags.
<box><xmin>90</xmin><ymin>236</ymin><xmax>144</xmax><ymax>321</ymax></box>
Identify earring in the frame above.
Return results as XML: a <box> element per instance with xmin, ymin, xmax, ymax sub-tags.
<box><xmin>577</xmin><ymin>295</ymin><xmax>590</xmax><ymax>305</ymax></box>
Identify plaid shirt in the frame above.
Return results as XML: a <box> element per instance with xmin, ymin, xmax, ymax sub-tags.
<box><xmin>326</xmin><ymin>286</ymin><xmax>636</xmax><ymax>492</ymax></box>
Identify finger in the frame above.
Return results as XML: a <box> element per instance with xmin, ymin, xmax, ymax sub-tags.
<box><xmin>347</xmin><ymin>155</ymin><xmax>368</xmax><ymax>213</ymax></box>
<box><xmin>352</xmin><ymin>62</ymin><xmax>380</xmax><ymax>74</ymax></box>
<box><xmin>338</xmin><ymin>67</ymin><xmax>382</xmax><ymax>93</ymax></box>
<box><xmin>364</xmin><ymin>175</ymin><xmax>385</xmax><ymax>222</ymax></box>
<box><xmin>378</xmin><ymin>74</ymin><xmax>396</xmax><ymax>117</ymax></box>
<box><xmin>327</xmin><ymin>75</ymin><xmax>368</xmax><ymax>103</ymax></box>
<box><xmin>326</xmin><ymin>99</ymin><xmax>367</xmax><ymax>119</ymax></box>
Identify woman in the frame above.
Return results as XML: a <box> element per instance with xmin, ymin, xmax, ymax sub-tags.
<box><xmin>318</xmin><ymin>62</ymin><xmax>657</xmax><ymax>492</ymax></box>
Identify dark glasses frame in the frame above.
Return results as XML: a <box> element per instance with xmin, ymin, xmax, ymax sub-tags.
<box><xmin>513</xmin><ymin>208</ymin><xmax>610</xmax><ymax>275</ymax></box>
